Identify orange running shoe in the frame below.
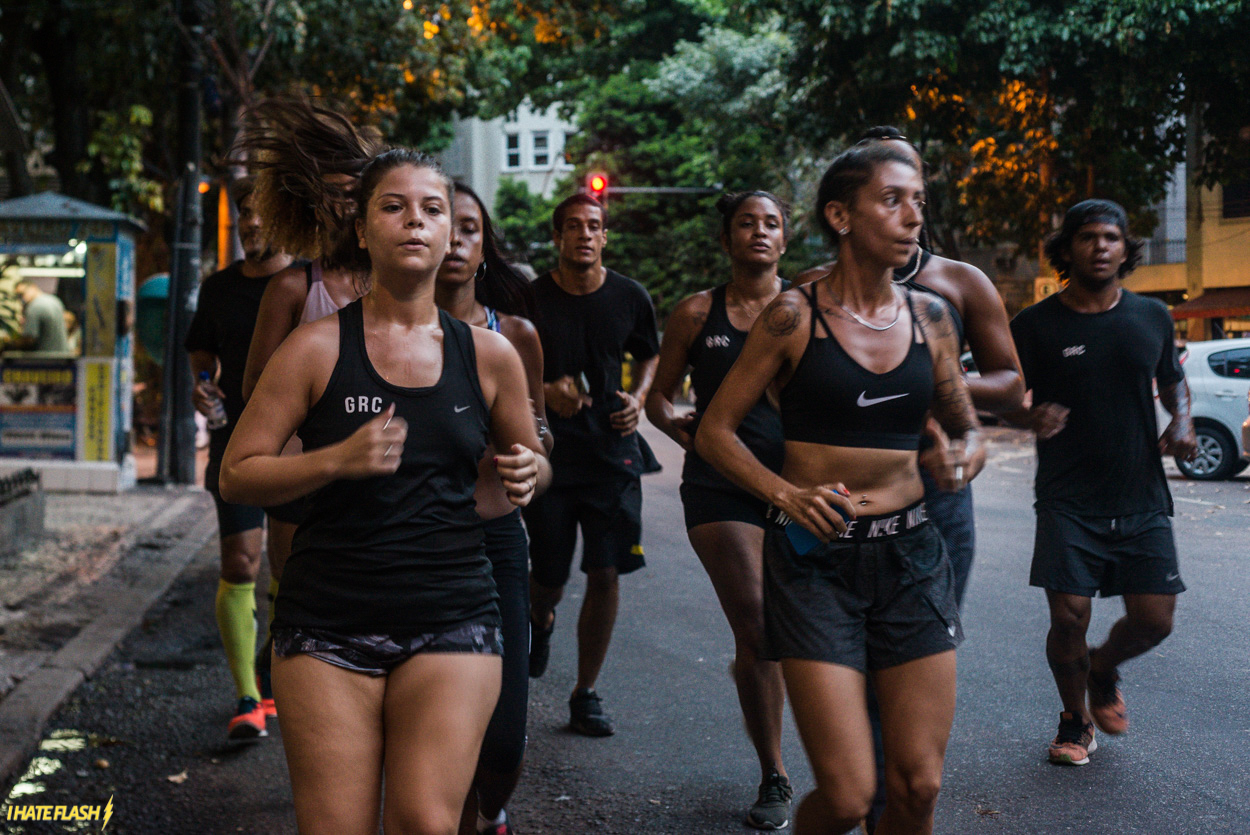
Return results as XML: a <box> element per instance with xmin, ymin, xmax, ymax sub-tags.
<box><xmin>227</xmin><ymin>696</ymin><xmax>268</xmax><ymax>741</ymax></box>
<box><xmin>256</xmin><ymin>671</ymin><xmax>277</xmax><ymax>719</ymax></box>
<box><xmin>1088</xmin><ymin>670</ymin><xmax>1128</xmax><ymax>735</ymax></box>
<box><xmin>1048</xmin><ymin>711</ymin><xmax>1096</xmax><ymax>765</ymax></box>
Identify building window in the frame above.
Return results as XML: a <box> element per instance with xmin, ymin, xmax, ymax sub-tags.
<box><xmin>504</xmin><ymin>133</ymin><xmax>521</xmax><ymax>170</ymax></box>
<box><xmin>531</xmin><ymin>131</ymin><xmax>550</xmax><ymax>168</ymax></box>
<box><xmin>1223</xmin><ymin>179</ymin><xmax>1250</xmax><ymax>220</ymax></box>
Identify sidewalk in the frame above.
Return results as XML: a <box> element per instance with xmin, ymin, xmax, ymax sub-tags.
<box><xmin>0</xmin><ymin>444</ymin><xmax>217</xmax><ymax>788</ymax></box>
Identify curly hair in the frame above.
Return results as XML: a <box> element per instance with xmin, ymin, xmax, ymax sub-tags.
<box><xmin>1043</xmin><ymin>199</ymin><xmax>1143</xmax><ymax>280</ymax></box>
<box><xmin>235</xmin><ymin>96</ymin><xmax>383</xmax><ymax>267</ymax></box>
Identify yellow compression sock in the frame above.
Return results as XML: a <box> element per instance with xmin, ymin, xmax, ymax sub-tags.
<box><xmin>215</xmin><ymin>579</ymin><xmax>261</xmax><ymax>702</ymax></box>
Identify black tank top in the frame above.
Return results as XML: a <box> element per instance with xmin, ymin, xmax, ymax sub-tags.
<box><xmin>779</xmin><ymin>285</ymin><xmax>933</xmax><ymax>450</ymax></box>
<box><xmin>896</xmin><ymin>249</ymin><xmax>966</xmax><ymax>348</ymax></box>
<box><xmin>277</xmin><ymin>300</ymin><xmax>497</xmax><ymax>636</ymax></box>
<box><xmin>683</xmin><ymin>283</ymin><xmax>787</xmax><ymax>491</ymax></box>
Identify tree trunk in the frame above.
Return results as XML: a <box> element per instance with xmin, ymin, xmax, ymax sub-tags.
<box><xmin>31</xmin><ymin>2</ymin><xmax>94</xmax><ymax>201</ymax></box>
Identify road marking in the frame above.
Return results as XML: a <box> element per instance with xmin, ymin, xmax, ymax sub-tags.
<box><xmin>1174</xmin><ymin>496</ymin><xmax>1221</xmax><ymax>507</ymax></box>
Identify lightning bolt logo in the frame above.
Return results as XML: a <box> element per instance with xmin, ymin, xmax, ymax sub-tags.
<box><xmin>102</xmin><ymin>796</ymin><xmax>113</xmax><ymax>830</ymax></box>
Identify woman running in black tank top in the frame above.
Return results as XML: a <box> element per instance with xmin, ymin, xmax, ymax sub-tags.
<box><xmin>698</xmin><ymin>145</ymin><xmax>984</xmax><ymax>835</ymax></box>
<box><xmin>647</xmin><ymin>192</ymin><xmax>794</xmax><ymax>828</ymax></box>
<box><xmin>220</xmin><ymin>152</ymin><xmax>549</xmax><ymax>835</ymax></box>
<box><xmin>436</xmin><ymin>184</ymin><xmax>549</xmax><ymax>835</ymax></box>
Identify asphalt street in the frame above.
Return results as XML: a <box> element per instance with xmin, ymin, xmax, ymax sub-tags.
<box><xmin>4</xmin><ymin>423</ymin><xmax>1248</xmax><ymax>834</ymax></box>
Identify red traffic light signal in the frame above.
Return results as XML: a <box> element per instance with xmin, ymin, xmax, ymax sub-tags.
<box><xmin>586</xmin><ymin>172</ymin><xmax>608</xmax><ymax>201</ymax></box>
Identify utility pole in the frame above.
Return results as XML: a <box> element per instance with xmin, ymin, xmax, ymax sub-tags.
<box><xmin>1184</xmin><ymin>105</ymin><xmax>1209</xmax><ymax>342</ymax></box>
<box><xmin>158</xmin><ymin>0</ymin><xmax>203</xmax><ymax>484</ymax></box>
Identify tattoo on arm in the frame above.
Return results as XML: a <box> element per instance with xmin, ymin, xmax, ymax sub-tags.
<box><xmin>1159</xmin><ymin>379</ymin><xmax>1193</xmax><ymax>423</ymax></box>
<box><xmin>764</xmin><ymin>299</ymin><xmax>801</xmax><ymax>337</ymax></box>
<box><xmin>916</xmin><ymin>294</ymin><xmax>976</xmax><ymax>437</ymax></box>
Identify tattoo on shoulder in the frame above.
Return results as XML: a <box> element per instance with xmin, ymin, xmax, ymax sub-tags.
<box><xmin>690</xmin><ymin>311</ymin><xmax>708</xmax><ymax>329</ymax></box>
<box><xmin>764</xmin><ymin>300</ymin><xmax>801</xmax><ymax>337</ymax></box>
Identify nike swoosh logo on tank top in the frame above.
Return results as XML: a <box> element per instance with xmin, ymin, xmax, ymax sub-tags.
<box><xmin>857</xmin><ymin>392</ymin><xmax>910</xmax><ymax>407</ymax></box>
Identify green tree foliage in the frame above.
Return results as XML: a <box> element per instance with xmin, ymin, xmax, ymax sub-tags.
<box><xmin>493</xmin><ymin>178</ymin><xmax>557</xmax><ymax>264</ymax></box>
<box><xmin>741</xmin><ymin>0</ymin><xmax>1250</xmax><ymax>261</ymax></box>
<box><xmin>0</xmin><ymin>0</ymin><xmax>622</xmax><ymax>214</ymax></box>
<box><xmin>502</xmin><ymin>15</ymin><xmax>829</xmax><ymax>319</ymax></box>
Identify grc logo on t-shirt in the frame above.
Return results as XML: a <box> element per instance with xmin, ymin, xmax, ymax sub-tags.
<box><xmin>345</xmin><ymin>396</ymin><xmax>385</xmax><ymax>414</ymax></box>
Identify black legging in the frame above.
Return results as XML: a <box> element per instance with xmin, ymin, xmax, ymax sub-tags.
<box><xmin>479</xmin><ymin>510</ymin><xmax>530</xmax><ymax>773</ymax></box>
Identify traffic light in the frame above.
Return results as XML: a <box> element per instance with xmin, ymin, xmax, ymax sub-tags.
<box><xmin>586</xmin><ymin>171</ymin><xmax>609</xmax><ymax>205</ymax></box>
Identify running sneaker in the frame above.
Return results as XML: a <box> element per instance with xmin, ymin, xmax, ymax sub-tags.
<box><xmin>227</xmin><ymin>696</ymin><xmax>268</xmax><ymax>741</ymax></box>
<box><xmin>569</xmin><ymin>688</ymin><xmax>615</xmax><ymax>737</ymax></box>
<box><xmin>528</xmin><ymin>611</ymin><xmax>555</xmax><ymax>679</ymax></box>
<box><xmin>1087</xmin><ymin>669</ymin><xmax>1128</xmax><ymax>735</ymax></box>
<box><xmin>1048</xmin><ymin>711</ymin><xmax>1096</xmax><ymax>765</ymax></box>
<box><xmin>745</xmin><ymin>769</ymin><xmax>793</xmax><ymax>830</ymax></box>
<box><xmin>255</xmin><ymin>670</ymin><xmax>277</xmax><ymax>719</ymax></box>
<box><xmin>478</xmin><ymin>810</ymin><xmax>514</xmax><ymax>835</ymax></box>
<box><xmin>255</xmin><ymin>636</ymin><xmax>276</xmax><ymax>718</ymax></box>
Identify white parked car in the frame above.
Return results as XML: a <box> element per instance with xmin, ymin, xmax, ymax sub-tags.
<box><xmin>1169</xmin><ymin>337</ymin><xmax>1250</xmax><ymax>480</ymax></box>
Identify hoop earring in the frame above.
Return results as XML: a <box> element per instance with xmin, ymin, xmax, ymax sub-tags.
<box><xmin>474</xmin><ymin>262</ymin><xmax>486</xmax><ymax>282</ymax></box>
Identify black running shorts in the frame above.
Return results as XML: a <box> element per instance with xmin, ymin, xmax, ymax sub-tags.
<box><xmin>1030</xmin><ymin>507</ymin><xmax>1185</xmax><ymax>597</ymax></box>
<box><xmin>204</xmin><ymin>452</ymin><xmax>265</xmax><ymax>539</ymax></box>
<box><xmin>272</xmin><ymin>620</ymin><xmax>503</xmax><ymax>676</ymax></box>
<box><xmin>680</xmin><ymin>482</ymin><xmax>768</xmax><ymax>530</ymax></box>
<box><xmin>762</xmin><ymin>501</ymin><xmax>962</xmax><ymax>672</ymax></box>
<box><xmin>523</xmin><ymin>477</ymin><xmax>645</xmax><ymax>589</ymax></box>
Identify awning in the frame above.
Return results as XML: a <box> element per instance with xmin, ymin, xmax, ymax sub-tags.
<box><xmin>1169</xmin><ymin>287</ymin><xmax>1250</xmax><ymax>320</ymax></box>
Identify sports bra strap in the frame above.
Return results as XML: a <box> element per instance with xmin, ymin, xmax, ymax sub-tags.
<box><xmin>804</xmin><ymin>285</ymin><xmax>835</xmax><ymax>340</ymax></box>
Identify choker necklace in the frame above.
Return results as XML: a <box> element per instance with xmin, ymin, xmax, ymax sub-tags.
<box><xmin>835</xmin><ymin>287</ymin><xmax>903</xmax><ymax>332</ymax></box>
<box><xmin>892</xmin><ymin>248</ymin><xmax>924</xmax><ymax>285</ymax></box>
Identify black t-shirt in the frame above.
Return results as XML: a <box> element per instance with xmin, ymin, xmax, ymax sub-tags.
<box><xmin>532</xmin><ymin>269</ymin><xmax>660</xmax><ymax>485</ymax></box>
<box><xmin>1010</xmin><ymin>290</ymin><xmax>1184</xmax><ymax>516</ymax></box>
<box><xmin>184</xmin><ymin>261</ymin><xmax>283</xmax><ymax>450</ymax></box>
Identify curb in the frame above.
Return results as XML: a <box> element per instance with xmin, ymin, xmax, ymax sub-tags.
<box><xmin>0</xmin><ymin>504</ymin><xmax>218</xmax><ymax>786</ymax></box>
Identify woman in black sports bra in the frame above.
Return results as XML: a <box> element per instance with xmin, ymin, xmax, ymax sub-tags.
<box><xmin>646</xmin><ymin>191</ymin><xmax>794</xmax><ymax>828</ymax></box>
<box><xmin>219</xmin><ymin>151</ymin><xmax>549</xmax><ymax>835</ymax></box>
<box><xmin>698</xmin><ymin>143</ymin><xmax>985</xmax><ymax>835</ymax></box>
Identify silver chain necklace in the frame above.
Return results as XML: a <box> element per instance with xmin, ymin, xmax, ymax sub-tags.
<box><xmin>835</xmin><ymin>287</ymin><xmax>903</xmax><ymax>331</ymax></box>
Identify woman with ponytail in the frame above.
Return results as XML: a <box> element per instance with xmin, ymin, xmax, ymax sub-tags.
<box><xmin>644</xmin><ymin>191</ymin><xmax>794</xmax><ymax>829</ymax></box>
<box><xmin>221</xmin><ymin>148</ymin><xmax>549</xmax><ymax>835</ymax></box>
<box><xmin>235</xmin><ymin>98</ymin><xmax>380</xmax><ymax>709</ymax></box>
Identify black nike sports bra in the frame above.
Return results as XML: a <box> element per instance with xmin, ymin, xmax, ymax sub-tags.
<box><xmin>779</xmin><ymin>285</ymin><xmax>934</xmax><ymax>450</ymax></box>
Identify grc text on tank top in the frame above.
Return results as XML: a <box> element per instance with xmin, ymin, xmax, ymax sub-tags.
<box><xmin>683</xmin><ymin>283</ymin><xmax>788</xmax><ymax>492</ymax></box>
<box><xmin>276</xmin><ymin>300</ymin><xmax>498</xmax><ymax>636</ymax></box>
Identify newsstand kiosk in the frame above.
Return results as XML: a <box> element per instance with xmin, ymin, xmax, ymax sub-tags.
<box><xmin>0</xmin><ymin>193</ymin><xmax>141</xmax><ymax>492</ymax></box>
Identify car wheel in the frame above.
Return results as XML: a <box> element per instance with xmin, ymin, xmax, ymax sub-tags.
<box><xmin>1176</xmin><ymin>424</ymin><xmax>1239</xmax><ymax>480</ymax></box>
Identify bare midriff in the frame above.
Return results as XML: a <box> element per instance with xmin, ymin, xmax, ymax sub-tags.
<box><xmin>780</xmin><ymin>440</ymin><xmax>924</xmax><ymax>515</ymax></box>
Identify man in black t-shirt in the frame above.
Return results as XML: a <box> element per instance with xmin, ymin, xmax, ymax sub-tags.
<box><xmin>524</xmin><ymin>195</ymin><xmax>660</xmax><ymax>737</ymax></box>
<box><xmin>184</xmin><ymin>178</ymin><xmax>293</xmax><ymax>741</ymax></box>
<box><xmin>1010</xmin><ymin>200</ymin><xmax>1197</xmax><ymax>767</ymax></box>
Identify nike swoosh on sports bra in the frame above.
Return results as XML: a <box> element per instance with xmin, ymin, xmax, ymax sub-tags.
<box><xmin>779</xmin><ymin>285</ymin><xmax>934</xmax><ymax>450</ymax></box>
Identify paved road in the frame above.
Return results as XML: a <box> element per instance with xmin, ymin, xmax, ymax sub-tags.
<box><xmin>4</xmin><ymin>424</ymin><xmax>1248</xmax><ymax>833</ymax></box>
